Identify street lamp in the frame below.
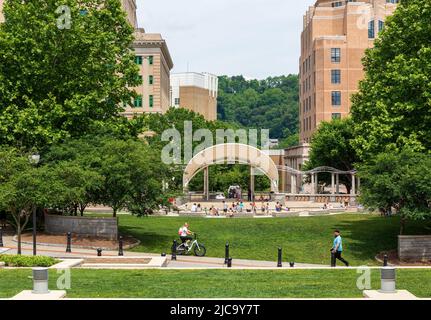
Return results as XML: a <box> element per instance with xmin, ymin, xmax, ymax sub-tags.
<box><xmin>29</xmin><ymin>153</ymin><xmax>40</xmax><ymax>256</ymax></box>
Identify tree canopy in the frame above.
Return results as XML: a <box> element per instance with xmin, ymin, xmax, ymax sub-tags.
<box><xmin>44</xmin><ymin>135</ymin><xmax>170</xmax><ymax>217</ymax></box>
<box><xmin>217</xmin><ymin>75</ymin><xmax>299</xmax><ymax>147</ymax></box>
<box><xmin>0</xmin><ymin>0</ymin><xmax>140</xmax><ymax>150</ymax></box>
<box><xmin>305</xmin><ymin>118</ymin><xmax>359</xmax><ymax>193</ymax></box>
<box><xmin>358</xmin><ymin>150</ymin><xmax>431</xmax><ymax>234</ymax></box>
<box><xmin>351</xmin><ymin>0</ymin><xmax>431</xmax><ymax>161</ymax></box>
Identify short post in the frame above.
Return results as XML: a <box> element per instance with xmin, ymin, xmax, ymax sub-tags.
<box><xmin>331</xmin><ymin>251</ymin><xmax>336</xmax><ymax>267</ymax></box>
<box><xmin>171</xmin><ymin>240</ymin><xmax>177</xmax><ymax>261</ymax></box>
<box><xmin>277</xmin><ymin>247</ymin><xmax>282</xmax><ymax>268</ymax></box>
<box><xmin>224</xmin><ymin>242</ymin><xmax>230</xmax><ymax>264</ymax></box>
<box><xmin>97</xmin><ymin>248</ymin><xmax>102</xmax><ymax>257</ymax></box>
<box><xmin>380</xmin><ymin>267</ymin><xmax>396</xmax><ymax>293</ymax></box>
<box><xmin>289</xmin><ymin>262</ymin><xmax>295</xmax><ymax>268</ymax></box>
<box><xmin>0</xmin><ymin>227</ymin><xmax>3</xmax><ymax>247</ymax></box>
<box><xmin>227</xmin><ymin>257</ymin><xmax>232</xmax><ymax>268</ymax></box>
<box><xmin>383</xmin><ymin>254</ymin><xmax>388</xmax><ymax>267</ymax></box>
<box><xmin>66</xmin><ymin>232</ymin><xmax>72</xmax><ymax>253</ymax></box>
<box><xmin>118</xmin><ymin>236</ymin><xmax>124</xmax><ymax>256</ymax></box>
<box><xmin>32</xmin><ymin>268</ymin><xmax>49</xmax><ymax>294</ymax></box>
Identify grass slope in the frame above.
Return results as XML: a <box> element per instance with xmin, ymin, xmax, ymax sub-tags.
<box><xmin>119</xmin><ymin>214</ymin><xmax>427</xmax><ymax>265</ymax></box>
<box><xmin>1</xmin><ymin>269</ymin><xmax>430</xmax><ymax>298</ymax></box>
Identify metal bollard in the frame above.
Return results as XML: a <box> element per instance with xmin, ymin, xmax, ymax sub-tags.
<box><xmin>277</xmin><ymin>247</ymin><xmax>282</xmax><ymax>268</ymax></box>
<box><xmin>97</xmin><ymin>248</ymin><xmax>102</xmax><ymax>256</ymax></box>
<box><xmin>289</xmin><ymin>262</ymin><xmax>295</xmax><ymax>268</ymax></box>
<box><xmin>380</xmin><ymin>267</ymin><xmax>396</xmax><ymax>293</ymax></box>
<box><xmin>32</xmin><ymin>268</ymin><xmax>49</xmax><ymax>294</ymax></box>
<box><xmin>224</xmin><ymin>242</ymin><xmax>229</xmax><ymax>264</ymax></box>
<box><xmin>171</xmin><ymin>240</ymin><xmax>177</xmax><ymax>261</ymax></box>
<box><xmin>66</xmin><ymin>232</ymin><xmax>72</xmax><ymax>253</ymax></box>
<box><xmin>118</xmin><ymin>236</ymin><xmax>124</xmax><ymax>256</ymax></box>
<box><xmin>227</xmin><ymin>257</ymin><xmax>232</xmax><ymax>268</ymax></box>
<box><xmin>383</xmin><ymin>254</ymin><xmax>388</xmax><ymax>267</ymax></box>
<box><xmin>0</xmin><ymin>227</ymin><xmax>3</xmax><ymax>247</ymax></box>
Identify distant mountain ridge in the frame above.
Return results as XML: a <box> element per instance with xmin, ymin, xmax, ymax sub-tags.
<box><xmin>217</xmin><ymin>74</ymin><xmax>299</xmax><ymax>147</ymax></box>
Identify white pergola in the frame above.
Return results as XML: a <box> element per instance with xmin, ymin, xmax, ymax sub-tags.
<box><xmin>277</xmin><ymin>165</ymin><xmax>359</xmax><ymax>196</ymax></box>
<box><xmin>183</xmin><ymin>143</ymin><xmax>280</xmax><ymax>200</ymax></box>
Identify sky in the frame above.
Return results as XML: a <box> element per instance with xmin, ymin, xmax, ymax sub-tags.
<box><xmin>136</xmin><ymin>0</ymin><xmax>316</xmax><ymax>79</ymax></box>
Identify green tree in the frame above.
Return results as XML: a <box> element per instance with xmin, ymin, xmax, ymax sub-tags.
<box><xmin>358</xmin><ymin>150</ymin><xmax>431</xmax><ymax>235</ymax></box>
<box><xmin>304</xmin><ymin>118</ymin><xmax>358</xmax><ymax>194</ymax></box>
<box><xmin>351</xmin><ymin>0</ymin><xmax>431</xmax><ymax>161</ymax></box>
<box><xmin>0</xmin><ymin>0</ymin><xmax>140</xmax><ymax>150</ymax></box>
<box><xmin>0</xmin><ymin>148</ymin><xmax>63</xmax><ymax>254</ymax></box>
<box><xmin>44</xmin><ymin>135</ymin><xmax>169</xmax><ymax>217</ymax></box>
<box><xmin>217</xmin><ymin>75</ymin><xmax>299</xmax><ymax>142</ymax></box>
<box><xmin>46</xmin><ymin>162</ymin><xmax>104</xmax><ymax>216</ymax></box>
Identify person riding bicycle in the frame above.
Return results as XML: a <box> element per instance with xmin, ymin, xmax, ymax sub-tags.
<box><xmin>178</xmin><ymin>223</ymin><xmax>194</xmax><ymax>247</ymax></box>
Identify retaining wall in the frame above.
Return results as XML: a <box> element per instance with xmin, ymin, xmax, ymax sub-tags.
<box><xmin>398</xmin><ymin>235</ymin><xmax>431</xmax><ymax>261</ymax></box>
<box><xmin>44</xmin><ymin>214</ymin><xmax>118</xmax><ymax>240</ymax></box>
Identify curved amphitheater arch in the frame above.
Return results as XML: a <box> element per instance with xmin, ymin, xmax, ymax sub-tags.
<box><xmin>183</xmin><ymin>143</ymin><xmax>280</xmax><ymax>194</ymax></box>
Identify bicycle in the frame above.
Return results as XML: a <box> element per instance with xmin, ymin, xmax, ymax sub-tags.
<box><xmin>175</xmin><ymin>233</ymin><xmax>207</xmax><ymax>257</ymax></box>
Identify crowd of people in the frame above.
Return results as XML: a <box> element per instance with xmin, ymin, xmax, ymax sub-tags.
<box><xmin>187</xmin><ymin>200</ymin><xmax>291</xmax><ymax>217</ymax></box>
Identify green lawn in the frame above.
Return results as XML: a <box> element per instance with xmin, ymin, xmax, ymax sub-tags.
<box><xmin>1</xmin><ymin>269</ymin><xmax>430</xmax><ymax>298</ymax></box>
<box><xmin>118</xmin><ymin>214</ymin><xmax>428</xmax><ymax>266</ymax></box>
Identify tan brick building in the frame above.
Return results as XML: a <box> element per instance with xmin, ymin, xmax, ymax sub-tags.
<box><xmin>299</xmin><ymin>0</ymin><xmax>398</xmax><ymax>143</ymax></box>
<box><xmin>124</xmin><ymin>30</ymin><xmax>174</xmax><ymax>118</ymax></box>
<box><xmin>122</xmin><ymin>0</ymin><xmax>137</xmax><ymax>28</ymax></box>
<box><xmin>170</xmin><ymin>72</ymin><xmax>218</xmax><ymax>121</ymax></box>
<box><xmin>123</xmin><ymin>1</ymin><xmax>174</xmax><ymax>118</ymax></box>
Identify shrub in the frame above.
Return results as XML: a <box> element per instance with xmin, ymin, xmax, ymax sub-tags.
<box><xmin>0</xmin><ymin>255</ymin><xmax>59</xmax><ymax>267</ymax></box>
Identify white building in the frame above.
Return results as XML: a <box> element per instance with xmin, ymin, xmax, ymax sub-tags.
<box><xmin>170</xmin><ymin>72</ymin><xmax>219</xmax><ymax>121</ymax></box>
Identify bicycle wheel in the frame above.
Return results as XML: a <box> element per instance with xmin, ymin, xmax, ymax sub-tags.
<box><xmin>194</xmin><ymin>244</ymin><xmax>206</xmax><ymax>257</ymax></box>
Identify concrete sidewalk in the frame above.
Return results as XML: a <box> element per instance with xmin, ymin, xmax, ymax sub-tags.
<box><xmin>1</xmin><ymin>235</ymin><xmax>325</xmax><ymax>268</ymax></box>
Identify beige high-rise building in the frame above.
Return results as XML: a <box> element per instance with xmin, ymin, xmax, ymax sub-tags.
<box><xmin>299</xmin><ymin>0</ymin><xmax>398</xmax><ymax>143</ymax></box>
<box><xmin>122</xmin><ymin>0</ymin><xmax>138</xmax><ymax>28</ymax></box>
<box><xmin>170</xmin><ymin>72</ymin><xmax>218</xmax><ymax>121</ymax></box>
<box><xmin>122</xmin><ymin>1</ymin><xmax>174</xmax><ymax>118</ymax></box>
<box><xmin>124</xmin><ymin>30</ymin><xmax>174</xmax><ymax>118</ymax></box>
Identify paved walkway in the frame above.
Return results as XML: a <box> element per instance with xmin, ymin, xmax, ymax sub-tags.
<box><xmin>0</xmin><ymin>235</ymin><xmax>324</xmax><ymax>268</ymax></box>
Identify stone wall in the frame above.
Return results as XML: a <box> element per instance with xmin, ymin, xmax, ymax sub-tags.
<box><xmin>398</xmin><ymin>235</ymin><xmax>431</xmax><ymax>261</ymax></box>
<box><xmin>44</xmin><ymin>214</ymin><xmax>118</xmax><ymax>240</ymax></box>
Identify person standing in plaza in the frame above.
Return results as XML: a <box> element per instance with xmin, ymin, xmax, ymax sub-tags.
<box><xmin>331</xmin><ymin>229</ymin><xmax>349</xmax><ymax>267</ymax></box>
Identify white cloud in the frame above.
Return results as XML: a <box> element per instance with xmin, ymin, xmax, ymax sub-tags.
<box><xmin>137</xmin><ymin>0</ymin><xmax>316</xmax><ymax>79</ymax></box>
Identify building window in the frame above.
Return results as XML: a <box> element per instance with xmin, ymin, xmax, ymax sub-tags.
<box><xmin>331</xmin><ymin>48</ymin><xmax>341</xmax><ymax>63</ymax></box>
<box><xmin>149</xmin><ymin>95</ymin><xmax>154</xmax><ymax>107</ymax></box>
<box><xmin>136</xmin><ymin>75</ymin><xmax>143</xmax><ymax>84</ymax></box>
<box><xmin>332</xmin><ymin>113</ymin><xmax>342</xmax><ymax>120</ymax></box>
<box><xmin>331</xmin><ymin>91</ymin><xmax>341</xmax><ymax>106</ymax></box>
<box><xmin>134</xmin><ymin>95</ymin><xmax>143</xmax><ymax>108</ymax></box>
<box><xmin>148</xmin><ymin>56</ymin><xmax>154</xmax><ymax>65</ymax></box>
<box><xmin>135</xmin><ymin>56</ymin><xmax>143</xmax><ymax>65</ymax></box>
<box><xmin>174</xmin><ymin>98</ymin><xmax>180</xmax><ymax>105</ymax></box>
<box><xmin>368</xmin><ymin>20</ymin><xmax>375</xmax><ymax>38</ymax></box>
<box><xmin>149</xmin><ymin>75</ymin><xmax>154</xmax><ymax>85</ymax></box>
<box><xmin>331</xmin><ymin>70</ymin><xmax>341</xmax><ymax>84</ymax></box>
<box><xmin>332</xmin><ymin>1</ymin><xmax>343</xmax><ymax>7</ymax></box>
<box><xmin>378</xmin><ymin>20</ymin><xmax>385</xmax><ymax>33</ymax></box>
